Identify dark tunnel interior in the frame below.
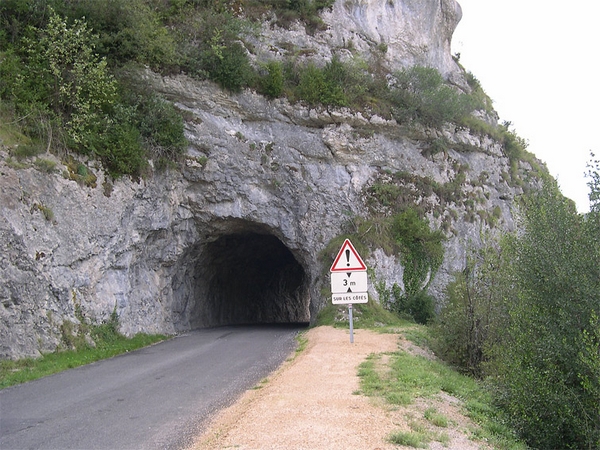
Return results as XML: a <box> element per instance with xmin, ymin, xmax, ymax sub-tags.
<box><xmin>175</xmin><ymin>231</ymin><xmax>311</xmax><ymax>329</ymax></box>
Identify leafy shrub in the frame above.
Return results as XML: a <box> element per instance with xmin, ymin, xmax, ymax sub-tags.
<box><xmin>288</xmin><ymin>59</ymin><xmax>342</xmax><ymax>106</ymax></box>
<box><xmin>286</xmin><ymin>56</ymin><xmax>377</xmax><ymax>108</ymax></box>
<box><xmin>353</xmin><ymin>208</ymin><xmax>444</xmax><ymax>324</ymax></box>
<box><xmin>403</xmin><ymin>290</ymin><xmax>436</xmax><ymax>325</ymax></box>
<box><xmin>389</xmin><ymin>66</ymin><xmax>475</xmax><ymax>127</ymax></box>
<box><xmin>0</xmin><ymin>7</ymin><xmax>187</xmax><ymax>177</ymax></box>
<box><xmin>202</xmin><ymin>40</ymin><xmax>253</xmax><ymax>92</ymax></box>
<box><xmin>434</xmin><ymin>179</ymin><xmax>600</xmax><ymax>448</ymax></box>
<box><xmin>433</xmin><ymin>240</ymin><xmax>510</xmax><ymax>377</ymax></box>
<box><xmin>60</xmin><ymin>0</ymin><xmax>179</xmax><ymax>70</ymax></box>
<box><xmin>391</xmin><ymin>209</ymin><xmax>445</xmax><ymax>300</ymax></box>
<box><xmin>489</xmin><ymin>181</ymin><xmax>600</xmax><ymax>449</ymax></box>
<box><xmin>252</xmin><ymin>0</ymin><xmax>335</xmax><ymax>33</ymax></box>
<box><xmin>94</xmin><ymin>107</ymin><xmax>145</xmax><ymax>177</ymax></box>
<box><xmin>172</xmin><ymin>6</ymin><xmax>255</xmax><ymax>91</ymax></box>
<box><xmin>133</xmin><ymin>92</ymin><xmax>186</xmax><ymax>161</ymax></box>
<box><xmin>26</xmin><ymin>10</ymin><xmax>118</xmax><ymax>151</ymax></box>
<box><xmin>259</xmin><ymin>61</ymin><xmax>284</xmax><ymax>99</ymax></box>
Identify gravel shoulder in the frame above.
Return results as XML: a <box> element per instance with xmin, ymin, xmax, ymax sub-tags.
<box><xmin>190</xmin><ymin>326</ymin><xmax>489</xmax><ymax>450</ymax></box>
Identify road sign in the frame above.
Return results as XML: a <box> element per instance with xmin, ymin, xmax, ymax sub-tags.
<box><xmin>330</xmin><ymin>239</ymin><xmax>367</xmax><ymax>272</ymax></box>
<box><xmin>330</xmin><ymin>271</ymin><xmax>368</xmax><ymax>293</ymax></box>
<box><xmin>330</xmin><ymin>239</ymin><xmax>369</xmax><ymax>341</ymax></box>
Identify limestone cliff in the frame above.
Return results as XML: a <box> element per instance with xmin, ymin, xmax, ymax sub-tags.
<box><xmin>0</xmin><ymin>0</ymin><xmax>540</xmax><ymax>359</ymax></box>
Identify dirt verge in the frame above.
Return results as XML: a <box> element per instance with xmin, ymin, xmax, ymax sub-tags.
<box><xmin>190</xmin><ymin>326</ymin><xmax>489</xmax><ymax>450</ymax></box>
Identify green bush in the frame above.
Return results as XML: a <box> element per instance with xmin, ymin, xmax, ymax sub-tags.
<box><xmin>391</xmin><ymin>209</ymin><xmax>445</xmax><ymax>300</ymax></box>
<box><xmin>254</xmin><ymin>0</ymin><xmax>335</xmax><ymax>33</ymax></box>
<box><xmin>403</xmin><ymin>290</ymin><xmax>435</xmax><ymax>325</ymax></box>
<box><xmin>134</xmin><ymin>92</ymin><xmax>186</xmax><ymax>161</ymax></box>
<box><xmin>259</xmin><ymin>61</ymin><xmax>284</xmax><ymax>99</ymax></box>
<box><xmin>203</xmin><ymin>40</ymin><xmax>253</xmax><ymax>92</ymax></box>
<box><xmin>356</xmin><ymin>208</ymin><xmax>444</xmax><ymax>324</ymax></box>
<box><xmin>295</xmin><ymin>63</ymin><xmax>347</xmax><ymax>106</ymax></box>
<box><xmin>60</xmin><ymin>0</ymin><xmax>179</xmax><ymax>70</ymax></box>
<box><xmin>433</xmin><ymin>240</ymin><xmax>510</xmax><ymax>377</ymax></box>
<box><xmin>434</xmin><ymin>178</ymin><xmax>600</xmax><ymax>448</ymax></box>
<box><xmin>26</xmin><ymin>10</ymin><xmax>118</xmax><ymax>150</ymax></box>
<box><xmin>0</xmin><ymin>6</ymin><xmax>186</xmax><ymax>177</ymax></box>
<box><xmin>489</xmin><ymin>181</ymin><xmax>600</xmax><ymax>449</ymax></box>
<box><xmin>287</xmin><ymin>56</ymin><xmax>377</xmax><ymax>108</ymax></box>
<box><xmin>93</xmin><ymin>107</ymin><xmax>145</xmax><ymax>177</ymax></box>
<box><xmin>389</xmin><ymin>66</ymin><xmax>475</xmax><ymax>127</ymax></box>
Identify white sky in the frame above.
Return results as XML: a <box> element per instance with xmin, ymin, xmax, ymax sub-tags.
<box><xmin>452</xmin><ymin>0</ymin><xmax>599</xmax><ymax>213</ymax></box>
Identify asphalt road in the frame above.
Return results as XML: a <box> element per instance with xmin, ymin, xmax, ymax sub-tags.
<box><xmin>0</xmin><ymin>325</ymin><xmax>304</xmax><ymax>450</ymax></box>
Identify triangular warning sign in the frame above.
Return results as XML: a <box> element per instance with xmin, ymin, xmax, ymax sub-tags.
<box><xmin>330</xmin><ymin>239</ymin><xmax>367</xmax><ymax>272</ymax></box>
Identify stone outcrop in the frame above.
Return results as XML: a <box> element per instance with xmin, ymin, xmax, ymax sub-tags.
<box><xmin>250</xmin><ymin>0</ymin><xmax>463</xmax><ymax>78</ymax></box>
<box><xmin>0</xmin><ymin>0</ymin><xmax>537</xmax><ymax>359</ymax></box>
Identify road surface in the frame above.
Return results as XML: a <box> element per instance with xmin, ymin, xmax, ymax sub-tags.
<box><xmin>0</xmin><ymin>325</ymin><xmax>303</xmax><ymax>449</ymax></box>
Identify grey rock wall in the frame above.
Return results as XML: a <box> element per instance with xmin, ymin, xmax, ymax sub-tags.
<box><xmin>0</xmin><ymin>73</ymin><xmax>529</xmax><ymax>358</ymax></box>
<box><xmin>0</xmin><ymin>0</ymin><xmax>537</xmax><ymax>359</ymax></box>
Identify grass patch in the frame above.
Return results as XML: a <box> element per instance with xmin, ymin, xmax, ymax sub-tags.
<box><xmin>284</xmin><ymin>331</ymin><xmax>309</xmax><ymax>364</ymax></box>
<box><xmin>401</xmin><ymin>324</ymin><xmax>432</xmax><ymax>348</ymax></box>
<box><xmin>424</xmin><ymin>407</ymin><xmax>448</xmax><ymax>427</ymax></box>
<box><xmin>252</xmin><ymin>378</ymin><xmax>269</xmax><ymax>390</ymax></box>
<box><xmin>292</xmin><ymin>332</ymin><xmax>308</xmax><ymax>359</ymax></box>
<box><xmin>356</xmin><ymin>324</ymin><xmax>526</xmax><ymax>450</ymax></box>
<box><xmin>34</xmin><ymin>157</ymin><xmax>57</xmax><ymax>173</ymax></box>
<box><xmin>388</xmin><ymin>430</ymin><xmax>430</xmax><ymax>448</ymax></box>
<box><xmin>0</xmin><ymin>329</ymin><xmax>168</xmax><ymax>390</ymax></box>
<box><xmin>315</xmin><ymin>299</ymin><xmax>411</xmax><ymax>332</ymax></box>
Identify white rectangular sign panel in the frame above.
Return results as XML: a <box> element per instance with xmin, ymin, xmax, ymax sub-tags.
<box><xmin>332</xmin><ymin>292</ymin><xmax>368</xmax><ymax>304</ymax></box>
<box><xmin>330</xmin><ymin>271</ymin><xmax>368</xmax><ymax>294</ymax></box>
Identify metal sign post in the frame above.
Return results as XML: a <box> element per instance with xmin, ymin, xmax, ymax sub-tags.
<box><xmin>348</xmin><ymin>304</ymin><xmax>354</xmax><ymax>343</ymax></box>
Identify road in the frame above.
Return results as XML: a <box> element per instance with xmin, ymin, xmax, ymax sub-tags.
<box><xmin>0</xmin><ymin>325</ymin><xmax>304</xmax><ymax>450</ymax></box>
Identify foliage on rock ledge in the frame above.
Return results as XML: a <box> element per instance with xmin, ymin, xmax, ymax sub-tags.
<box><xmin>1</xmin><ymin>0</ymin><xmax>537</xmax><ymax>179</ymax></box>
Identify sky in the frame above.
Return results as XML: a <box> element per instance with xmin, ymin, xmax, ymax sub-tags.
<box><xmin>451</xmin><ymin>0</ymin><xmax>599</xmax><ymax>213</ymax></box>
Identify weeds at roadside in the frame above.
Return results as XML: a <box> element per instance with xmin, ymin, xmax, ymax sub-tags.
<box><xmin>354</xmin><ymin>324</ymin><xmax>526</xmax><ymax>450</ymax></box>
<box><xmin>251</xmin><ymin>378</ymin><xmax>269</xmax><ymax>390</ymax></box>
<box><xmin>283</xmin><ymin>332</ymin><xmax>309</xmax><ymax>365</ymax></box>
<box><xmin>424</xmin><ymin>407</ymin><xmax>448</xmax><ymax>428</ymax></box>
<box><xmin>0</xmin><ymin>328</ymin><xmax>167</xmax><ymax>390</ymax></box>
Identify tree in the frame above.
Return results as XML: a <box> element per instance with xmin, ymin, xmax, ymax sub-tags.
<box><xmin>389</xmin><ymin>209</ymin><xmax>445</xmax><ymax>324</ymax></box>
<box><xmin>587</xmin><ymin>151</ymin><xmax>600</xmax><ymax>213</ymax></box>
<box><xmin>490</xmin><ymin>180</ymin><xmax>600</xmax><ymax>449</ymax></box>
<box><xmin>433</xmin><ymin>236</ymin><xmax>511</xmax><ymax>377</ymax></box>
<box><xmin>26</xmin><ymin>9</ymin><xmax>117</xmax><ymax>152</ymax></box>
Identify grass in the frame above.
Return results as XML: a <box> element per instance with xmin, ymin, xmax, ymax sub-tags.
<box><xmin>0</xmin><ymin>328</ymin><xmax>168</xmax><ymax>390</ymax></box>
<box><xmin>294</xmin><ymin>332</ymin><xmax>308</xmax><ymax>354</ymax></box>
<box><xmin>356</xmin><ymin>330</ymin><xmax>526</xmax><ymax>449</ymax></box>
<box><xmin>424</xmin><ymin>407</ymin><xmax>448</xmax><ymax>427</ymax></box>
<box><xmin>321</xmin><ymin>301</ymin><xmax>526</xmax><ymax>449</ymax></box>
<box><xmin>315</xmin><ymin>299</ymin><xmax>411</xmax><ymax>332</ymax></box>
<box><xmin>251</xmin><ymin>378</ymin><xmax>270</xmax><ymax>390</ymax></box>
<box><xmin>0</xmin><ymin>103</ymin><xmax>32</xmax><ymax>148</ymax></box>
<box><xmin>388</xmin><ymin>430</ymin><xmax>430</xmax><ymax>448</ymax></box>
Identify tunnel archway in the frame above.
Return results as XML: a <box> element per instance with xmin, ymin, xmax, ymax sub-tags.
<box><xmin>172</xmin><ymin>224</ymin><xmax>310</xmax><ymax>329</ymax></box>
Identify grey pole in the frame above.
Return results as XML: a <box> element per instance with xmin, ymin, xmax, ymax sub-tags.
<box><xmin>349</xmin><ymin>303</ymin><xmax>354</xmax><ymax>343</ymax></box>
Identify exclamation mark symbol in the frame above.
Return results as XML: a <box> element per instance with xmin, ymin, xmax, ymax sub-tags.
<box><xmin>345</xmin><ymin>249</ymin><xmax>351</xmax><ymax>267</ymax></box>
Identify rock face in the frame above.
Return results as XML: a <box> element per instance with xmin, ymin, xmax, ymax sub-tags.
<box><xmin>250</xmin><ymin>0</ymin><xmax>462</xmax><ymax>77</ymax></box>
<box><xmin>0</xmin><ymin>0</ymin><xmax>534</xmax><ymax>359</ymax></box>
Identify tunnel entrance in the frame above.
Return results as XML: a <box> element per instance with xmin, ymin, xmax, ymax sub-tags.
<box><xmin>173</xmin><ymin>228</ymin><xmax>310</xmax><ymax>329</ymax></box>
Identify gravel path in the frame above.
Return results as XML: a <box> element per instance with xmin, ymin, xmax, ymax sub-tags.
<box><xmin>190</xmin><ymin>326</ymin><xmax>489</xmax><ymax>450</ymax></box>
